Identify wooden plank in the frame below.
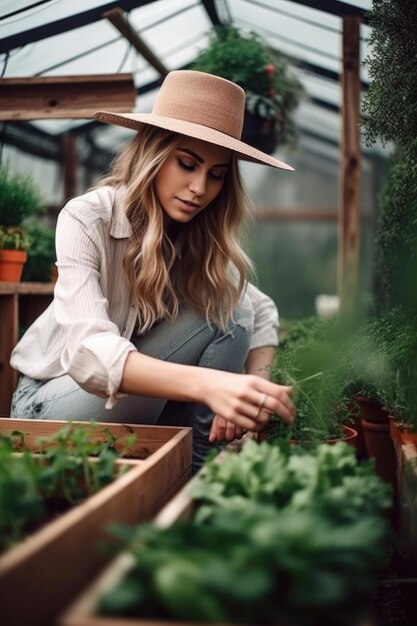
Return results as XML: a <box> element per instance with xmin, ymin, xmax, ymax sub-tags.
<box><xmin>0</xmin><ymin>419</ymin><xmax>191</xmax><ymax>458</ymax></box>
<box><xmin>0</xmin><ymin>423</ymin><xmax>192</xmax><ymax>626</ymax></box>
<box><xmin>59</xmin><ymin>476</ymin><xmax>202</xmax><ymax>626</ymax></box>
<box><xmin>0</xmin><ymin>281</ymin><xmax>55</xmax><ymax>294</ymax></box>
<box><xmin>0</xmin><ymin>293</ymin><xmax>18</xmax><ymax>416</ymax></box>
<box><xmin>0</xmin><ymin>73</ymin><xmax>136</xmax><ymax>120</ymax></box>
<box><xmin>338</xmin><ymin>15</ymin><xmax>361</xmax><ymax>308</ymax></box>
<box><xmin>399</xmin><ymin>442</ymin><xmax>417</xmax><ymax>561</ymax></box>
<box><xmin>0</xmin><ymin>284</ymin><xmax>55</xmax><ymax>415</ymax></box>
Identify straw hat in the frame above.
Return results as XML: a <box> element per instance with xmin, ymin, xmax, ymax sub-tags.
<box><xmin>95</xmin><ymin>70</ymin><xmax>293</xmax><ymax>171</ymax></box>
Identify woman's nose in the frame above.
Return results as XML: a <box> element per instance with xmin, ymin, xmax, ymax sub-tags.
<box><xmin>188</xmin><ymin>172</ymin><xmax>206</xmax><ymax>196</ymax></box>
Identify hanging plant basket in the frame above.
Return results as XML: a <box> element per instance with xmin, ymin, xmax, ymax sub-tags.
<box><xmin>242</xmin><ymin>109</ymin><xmax>277</xmax><ymax>154</ymax></box>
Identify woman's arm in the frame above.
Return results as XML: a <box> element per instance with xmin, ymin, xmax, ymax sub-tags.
<box><xmin>244</xmin><ymin>345</ymin><xmax>276</xmax><ymax>379</ymax></box>
<box><xmin>120</xmin><ymin>350</ymin><xmax>294</xmax><ymax>433</ymax></box>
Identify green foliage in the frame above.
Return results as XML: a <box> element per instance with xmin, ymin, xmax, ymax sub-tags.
<box><xmin>362</xmin><ymin>0</ymin><xmax>417</xmax><ymax>153</ymax></box>
<box><xmin>374</xmin><ymin>149</ymin><xmax>417</xmax><ymax>311</ymax></box>
<box><xmin>192</xmin><ymin>25</ymin><xmax>303</xmax><ymax>146</ymax></box>
<box><xmin>0</xmin><ymin>423</ymin><xmax>135</xmax><ymax>552</ymax></box>
<box><xmin>99</xmin><ymin>441</ymin><xmax>391</xmax><ymax>626</ymax></box>
<box><xmin>22</xmin><ymin>222</ymin><xmax>56</xmax><ymax>281</ymax></box>
<box><xmin>0</xmin><ymin>163</ymin><xmax>44</xmax><ymax>252</ymax></box>
<box><xmin>192</xmin><ymin>439</ymin><xmax>392</xmax><ymax>525</ymax></box>
<box><xmin>0</xmin><ymin>226</ymin><xmax>32</xmax><ymax>251</ymax></box>
<box><xmin>361</xmin><ymin>1</ymin><xmax>417</xmax><ymax>431</ymax></box>
<box><xmin>369</xmin><ymin>308</ymin><xmax>417</xmax><ymax>425</ymax></box>
<box><xmin>269</xmin><ymin>316</ymin><xmax>356</xmax><ymax>441</ymax></box>
<box><xmin>0</xmin><ymin>164</ymin><xmax>43</xmax><ymax>226</ymax></box>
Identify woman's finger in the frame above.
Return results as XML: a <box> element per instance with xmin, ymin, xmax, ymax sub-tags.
<box><xmin>225</xmin><ymin>419</ymin><xmax>236</xmax><ymax>441</ymax></box>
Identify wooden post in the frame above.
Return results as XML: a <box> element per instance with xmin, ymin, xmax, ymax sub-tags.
<box><xmin>339</xmin><ymin>15</ymin><xmax>361</xmax><ymax>309</ymax></box>
<box><xmin>61</xmin><ymin>133</ymin><xmax>77</xmax><ymax>203</ymax></box>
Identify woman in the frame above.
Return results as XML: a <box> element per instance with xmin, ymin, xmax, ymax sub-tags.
<box><xmin>10</xmin><ymin>70</ymin><xmax>295</xmax><ymax>471</ymax></box>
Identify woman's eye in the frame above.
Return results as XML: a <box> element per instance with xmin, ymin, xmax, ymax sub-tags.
<box><xmin>209</xmin><ymin>171</ymin><xmax>225</xmax><ymax>181</ymax></box>
<box><xmin>178</xmin><ymin>159</ymin><xmax>195</xmax><ymax>171</ymax></box>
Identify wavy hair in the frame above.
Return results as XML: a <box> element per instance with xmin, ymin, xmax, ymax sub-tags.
<box><xmin>98</xmin><ymin>125</ymin><xmax>255</xmax><ymax>332</ymax></box>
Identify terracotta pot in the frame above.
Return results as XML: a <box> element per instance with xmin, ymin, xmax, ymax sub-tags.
<box><xmin>390</xmin><ymin>419</ymin><xmax>417</xmax><ymax>445</ymax></box>
<box><xmin>289</xmin><ymin>425</ymin><xmax>358</xmax><ymax>447</ymax></box>
<box><xmin>346</xmin><ymin>398</ymin><xmax>368</xmax><ymax>459</ymax></box>
<box><xmin>258</xmin><ymin>425</ymin><xmax>358</xmax><ymax>446</ymax></box>
<box><xmin>353</xmin><ymin>394</ymin><xmax>388</xmax><ymax>424</ymax></box>
<box><xmin>0</xmin><ymin>249</ymin><xmax>27</xmax><ymax>282</ymax></box>
<box><xmin>362</xmin><ymin>417</ymin><xmax>396</xmax><ymax>487</ymax></box>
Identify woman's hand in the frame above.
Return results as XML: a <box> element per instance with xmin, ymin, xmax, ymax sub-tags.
<box><xmin>209</xmin><ymin>415</ymin><xmax>245</xmax><ymax>443</ymax></box>
<box><xmin>198</xmin><ymin>369</ymin><xmax>295</xmax><ymax>434</ymax></box>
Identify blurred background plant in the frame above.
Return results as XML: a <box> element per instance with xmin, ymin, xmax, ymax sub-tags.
<box><xmin>361</xmin><ymin>0</ymin><xmax>417</xmax><ymax>431</ymax></box>
<box><xmin>22</xmin><ymin>222</ymin><xmax>56</xmax><ymax>282</ymax></box>
<box><xmin>0</xmin><ymin>163</ymin><xmax>43</xmax><ymax>251</ymax></box>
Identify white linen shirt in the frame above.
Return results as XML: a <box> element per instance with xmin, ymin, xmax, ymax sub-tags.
<box><xmin>10</xmin><ymin>186</ymin><xmax>279</xmax><ymax>408</ymax></box>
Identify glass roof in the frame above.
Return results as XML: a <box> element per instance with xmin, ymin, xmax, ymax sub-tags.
<box><xmin>0</xmin><ymin>0</ymin><xmax>378</xmax><ymax>155</ymax></box>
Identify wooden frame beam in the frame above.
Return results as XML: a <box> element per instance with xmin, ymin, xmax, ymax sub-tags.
<box><xmin>0</xmin><ymin>73</ymin><xmax>136</xmax><ymax>121</ymax></box>
<box><xmin>103</xmin><ymin>8</ymin><xmax>169</xmax><ymax>78</ymax></box>
<box><xmin>0</xmin><ymin>1</ymin><xmax>157</xmax><ymax>54</ymax></box>
<box><xmin>338</xmin><ymin>15</ymin><xmax>362</xmax><ymax>308</ymax></box>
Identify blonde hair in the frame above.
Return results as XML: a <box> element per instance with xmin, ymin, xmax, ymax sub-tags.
<box><xmin>99</xmin><ymin>125</ymin><xmax>254</xmax><ymax>332</ymax></box>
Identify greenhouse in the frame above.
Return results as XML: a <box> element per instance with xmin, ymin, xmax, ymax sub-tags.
<box><xmin>0</xmin><ymin>1</ymin><xmax>416</xmax><ymax>625</ymax></box>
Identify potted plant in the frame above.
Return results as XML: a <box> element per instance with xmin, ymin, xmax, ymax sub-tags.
<box><xmin>192</xmin><ymin>25</ymin><xmax>303</xmax><ymax>154</ymax></box>
<box><xmin>0</xmin><ymin>164</ymin><xmax>43</xmax><ymax>282</ymax></box>
<box><xmin>265</xmin><ymin>316</ymin><xmax>358</xmax><ymax>445</ymax></box>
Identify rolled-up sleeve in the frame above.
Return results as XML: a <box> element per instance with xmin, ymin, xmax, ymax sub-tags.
<box><xmin>246</xmin><ymin>282</ymin><xmax>279</xmax><ymax>349</ymax></box>
<box><xmin>55</xmin><ymin>207</ymin><xmax>136</xmax><ymax>408</ymax></box>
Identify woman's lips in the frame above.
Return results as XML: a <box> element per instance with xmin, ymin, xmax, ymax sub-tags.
<box><xmin>176</xmin><ymin>198</ymin><xmax>201</xmax><ymax>211</ymax></box>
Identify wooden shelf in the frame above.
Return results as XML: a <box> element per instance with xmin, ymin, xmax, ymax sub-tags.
<box><xmin>0</xmin><ymin>281</ymin><xmax>55</xmax><ymax>416</ymax></box>
<box><xmin>0</xmin><ymin>74</ymin><xmax>136</xmax><ymax>121</ymax></box>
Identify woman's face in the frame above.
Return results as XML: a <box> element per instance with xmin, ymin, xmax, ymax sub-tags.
<box><xmin>154</xmin><ymin>136</ymin><xmax>231</xmax><ymax>223</ymax></box>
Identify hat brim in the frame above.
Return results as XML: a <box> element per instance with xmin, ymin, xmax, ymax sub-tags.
<box><xmin>95</xmin><ymin>111</ymin><xmax>294</xmax><ymax>172</ymax></box>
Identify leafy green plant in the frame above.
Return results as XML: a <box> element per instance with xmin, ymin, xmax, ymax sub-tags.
<box><xmin>0</xmin><ymin>226</ymin><xmax>32</xmax><ymax>251</ymax></box>
<box><xmin>99</xmin><ymin>440</ymin><xmax>391</xmax><ymax>626</ymax></box>
<box><xmin>192</xmin><ymin>439</ymin><xmax>392</xmax><ymax>525</ymax></box>
<box><xmin>268</xmin><ymin>316</ymin><xmax>356</xmax><ymax>441</ymax></box>
<box><xmin>0</xmin><ymin>163</ymin><xmax>43</xmax><ymax>252</ymax></box>
<box><xmin>192</xmin><ymin>25</ymin><xmax>303</xmax><ymax>147</ymax></box>
<box><xmin>361</xmin><ymin>0</ymin><xmax>417</xmax><ymax>430</ymax></box>
<box><xmin>362</xmin><ymin>0</ymin><xmax>417</xmax><ymax>153</ymax></box>
<box><xmin>0</xmin><ymin>423</ymin><xmax>136</xmax><ymax>552</ymax></box>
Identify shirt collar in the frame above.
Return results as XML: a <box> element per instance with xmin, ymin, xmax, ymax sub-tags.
<box><xmin>110</xmin><ymin>185</ymin><xmax>131</xmax><ymax>239</ymax></box>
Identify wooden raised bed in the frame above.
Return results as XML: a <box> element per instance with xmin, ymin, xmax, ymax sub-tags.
<box><xmin>0</xmin><ymin>418</ymin><xmax>192</xmax><ymax>626</ymax></box>
<box><xmin>59</xmin><ymin>475</ymin><xmax>199</xmax><ymax>626</ymax></box>
<box><xmin>60</xmin><ymin>446</ymin><xmax>379</xmax><ymax>626</ymax></box>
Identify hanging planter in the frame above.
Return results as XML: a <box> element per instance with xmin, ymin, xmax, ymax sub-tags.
<box><xmin>242</xmin><ymin>109</ymin><xmax>277</xmax><ymax>154</ymax></box>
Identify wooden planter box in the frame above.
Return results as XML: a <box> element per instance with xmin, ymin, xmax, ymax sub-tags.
<box><xmin>59</xmin><ymin>474</ymin><xmax>199</xmax><ymax>626</ymax></box>
<box><xmin>0</xmin><ymin>418</ymin><xmax>192</xmax><ymax>626</ymax></box>
<box><xmin>392</xmin><ymin>437</ymin><xmax>417</xmax><ymax>561</ymax></box>
<box><xmin>60</xmin><ymin>446</ymin><xmax>378</xmax><ymax>626</ymax></box>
